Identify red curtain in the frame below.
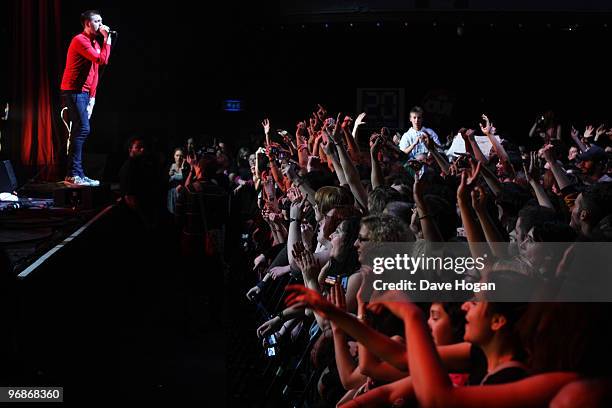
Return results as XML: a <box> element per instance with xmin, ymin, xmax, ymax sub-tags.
<box><xmin>11</xmin><ymin>0</ymin><xmax>62</xmax><ymax>176</ymax></box>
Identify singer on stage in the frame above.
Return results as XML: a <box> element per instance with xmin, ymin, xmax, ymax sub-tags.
<box><xmin>60</xmin><ymin>10</ymin><xmax>112</xmax><ymax>186</ymax></box>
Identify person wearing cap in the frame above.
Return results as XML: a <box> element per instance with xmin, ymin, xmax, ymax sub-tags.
<box><xmin>576</xmin><ymin>145</ymin><xmax>611</xmax><ymax>185</ymax></box>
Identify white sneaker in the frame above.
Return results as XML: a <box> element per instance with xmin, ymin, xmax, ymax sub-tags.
<box><xmin>64</xmin><ymin>176</ymin><xmax>93</xmax><ymax>186</ymax></box>
<box><xmin>82</xmin><ymin>175</ymin><xmax>100</xmax><ymax>186</ymax></box>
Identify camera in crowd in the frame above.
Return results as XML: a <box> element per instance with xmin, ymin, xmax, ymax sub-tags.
<box><xmin>263</xmin><ymin>332</ymin><xmax>280</xmax><ymax>358</ymax></box>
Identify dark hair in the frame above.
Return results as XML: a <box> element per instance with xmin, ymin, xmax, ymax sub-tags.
<box><xmin>384</xmin><ymin>201</ymin><xmax>414</xmax><ymax>224</ymax></box>
<box><xmin>422</xmin><ymin>194</ymin><xmax>458</xmax><ymax>241</ymax></box>
<box><xmin>303</xmin><ymin>170</ymin><xmax>337</xmax><ymax>192</ymax></box>
<box><xmin>487</xmin><ymin>301</ymin><xmax>529</xmax><ymax>362</ymax></box>
<box><xmin>517</xmin><ymin>205</ymin><xmax>559</xmax><ymax>235</ymax></box>
<box><xmin>497</xmin><ymin>183</ymin><xmax>533</xmax><ymax>220</ymax></box>
<box><xmin>441</xmin><ymin>302</ymin><xmax>467</xmax><ymax>344</ymax></box>
<box><xmin>329</xmin><ymin>217</ymin><xmax>361</xmax><ymax>276</ymax></box>
<box><xmin>368</xmin><ymin>186</ymin><xmax>402</xmax><ymax>214</ymax></box>
<box><xmin>520</xmin><ymin>303</ymin><xmax>612</xmax><ymax>375</ymax></box>
<box><xmin>580</xmin><ymin>182</ymin><xmax>612</xmax><ymax>226</ymax></box>
<box><xmin>126</xmin><ymin>135</ymin><xmax>145</xmax><ymax>152</ymax></box>
<box><xmin>323</xmin><ymin>206</ymin><xmax>361</xmax><ymax>240</ymax></box>
<box><xmin>410</xmin><ymin>106</ymin><xmax>424</xmax><ymax>116</ymax></box>
<box><xmin>80</xmin><ymin>10</ymin><xmax>101</xmax><ymax>28</ymax></box>
<box><xmin>532</xmin><ymin>221</ymin><xmax>577</xmax><ymax>243</ymax></box>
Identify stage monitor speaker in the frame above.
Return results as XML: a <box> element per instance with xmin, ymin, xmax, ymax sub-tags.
<box><xmin>0</xmin><ymin>160</ymin><xmax>17</xmax><ymax>192</ymax></box>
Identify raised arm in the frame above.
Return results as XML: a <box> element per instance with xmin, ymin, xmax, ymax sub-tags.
<box><xmin>285</xmin><ymin>285</ymin><xmax>409</xmax><ymax>371</ymax></box>
<box><xmin>423</xmin><ymin>131</ymin><xmax>451</xmax><ymax>176</ymax></box>
<box><xmin>481</xmin><ymin>114</ymin><xmax>513</xmax><ymax>176</ymax></box>
<box><xmin>524</xmin><ymin>152</ymin><xmax>554</xmax><ymax>209</ymax></box>
<box><xmin>321</xmin><ymin>136</ymin><xmax>348</xmax><ymax>185</ymax></box>
<box><xmin>542</xmin><ymin>144</ymin><xmax>574</xmax><ymax>191</ymax></box>
<box><xmin>342</xmin><ymin>115</ymin><xmax>362</xmax><ymax>163</ymax></box>
<box><xmin>296</xmin><ymin>121</ymin><xmax>310</xmax><ymax>168</ymax></box>
<box><xmin>370</xmin><ymin>136</ymin><xmax>385</xmax><ymax>189</ymax></box>
<box><xmin>327</xmin><ymin>115</ymin><xmax>368</xmax><ymax>210</ymax></box>
<box><xmin>472</xmin><ymin>185</ymin><xmax>509</xmax><ymax>258</ymax></box>
<box><xmin>463</xmin><ymin>128</ymin><xmax>489</xmax><ymax>164</ymax></box>
<box><xmin>414</xmin><ymin>172</ymin><xmax>444</xmax><ymax>242</ymax></box>
<box><xmin>374</xmin><ymin>298</ymin><xmax>578</xmax><ymax>408</ymax></box>
<box><xmin>569</xmin><ymin>126</ymin><xmax>589</xmax><ymax>153</ymax></box>
<box><xmin>457</xmin><ymin>170</ymin><xmax>488</xmax><ymax>259</ymax></box>
<box><xmin>329</xmin><ymin>283</ymin><xmax>368</xmax><ymax>390</ymax></box>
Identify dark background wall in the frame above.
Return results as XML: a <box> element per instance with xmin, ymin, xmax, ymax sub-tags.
<box><xmin>2</xmin><ymin>1</ymin><xmax>611</xmax><ymax>164</ymax></box>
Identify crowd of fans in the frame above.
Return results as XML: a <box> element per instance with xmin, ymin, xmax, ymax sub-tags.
<box><xmin>233</xmin><ymin>104</ymin><xmax>612</xmax><ymax>407</ymax></box>
<box><xmin>112</xmin><ymin>101</ymin><xmax>612</xmax><ymax>406</ymax></box>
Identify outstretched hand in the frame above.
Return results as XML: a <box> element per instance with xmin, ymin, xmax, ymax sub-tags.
<box><xmin>262</xmin><ymin>118</ymin><xmax>271</xmax><ymax>135</ymax></box>
<box><xmin>285</xmin><ymin>284</ymin><xmax>336</xmax><ymax>319</ymax></box>
<box><xmin>480</xmin><ymin>114</ymin><xmax>492</xmax><ymax>135</ymax></box>
<box><xmin>352</xmin><ymin>112</ymin><xmax>367</xmax><ymax>137</ymax></box>
<box><xmin>366</xmin><ymin>290</ymin><xmax>415</xmax><ymax>318</ymax></box>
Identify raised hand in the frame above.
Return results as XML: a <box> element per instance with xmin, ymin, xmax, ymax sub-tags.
<box><xmin>584</xmin><ymin>125</ymin><xmax>595</xmax><ymax>139</ymax></box>
<box><xmin>541</xmin><ymin>144</ymin><xmax>556</xmax><ymax>163</ymax></box>
<box><xmin>285</xmin><ymin>284</ymin><xmax>335</xmax><ymax>319</ymax></box>
<box><xmin>466</xmin><ymin>158</ymin><xmax>482</xmax><ymax>185</ymax></box>
<box><xmin>296</xmin><ymin>121</ymin><xmax>308</xmax><ymax>144</ymax></box>
<box><xmin>246</xmin><ymin>285</ymin><xmax>261</xmax><ymax>301</ymax></box>
<box><xmin>287</xmin><ymin>186</ymin><xmax>302</xmax><ymax>203</ymax></box>
<box><xmin>300</xmin><ymin>248</ymin><xmax>321</xmax><ymax>282</ymax></box>
<box><xmin>370</xmin><ymin>134</ymin><xmax>384</xmax><ymax>155</ymax></box>
<box><xmin>310</xmin><ymin>112</ymin><xmax>320</xmax><ymax>132</ymax></box>
<box><xmin>270</xmin><ymin>265</ymin><xmax>291</xmax><ymax>280</ymax></box>
<box><xmin>329</xmin><ymin>282</ymin><xmax>347</xmax><ymax>312</ymax></box>
<box><xmin>457</xmin><ymin>171</ymin><xmax>472</xmax><ymax>204</ymax></box>
<box><xmin>480</xmin><ymin>114</ymin><xmax>492</xmax><ymax>135</ymax></box>
<box><xmin>357</xmin><ymin>265</ymin><xmax>375</xmax><ymax>304</ymax></box>
<box><xmin>352</xmin><ymin>112</ymin><xmax>366</xmax><ymax>137</ymax></box>
<box><xmin>257</xmin><ymin>316</ymin><xmax>283</xmax><ymax>338</ymax></box>
<box><xmin>301</xmin><ymin>223</ymin><xmax>315</xmax><ymax>251</ymax></box>
<box><xmin>262</xmin><ymin>118</ymin><xmax>271</xmax><ymax>135</ymax></box>
<box><xmin>570</xmin><ymin>126</ymin><xmax>580</xmax><ymax>140</ymax></box>
<box><xmin>421</xmin><ymin>129</ymin><xmax>436</xmax><ymax>149</ymax></box>
<box><xmin>367</xmin><ymin>292</ymin><xmax>415</xmax><ymax>318</ymax></box>
<box><xmin>471</xmin><ymin>184</ymin><xmax>488</xmax><ymax>214</ymax></box>
<box><xmin>289</xmin><ymin>195</ymin><xmax>307</xmax><ymax>221</ymax></box>
<box><xmin>341</xmin><ymin>115</ymin><xmax>353</xmax><ymax>133</ymax></box>
<box><xmin>321</xmin><ymin>138</ymin><xmax>338</xmax><ymax>159</ymax></box>
<box><xmin>595</xmin><ymin>124</ymin><xmax>607</xmax><ymax>140</ymax></box>
<box><xmin>523</xmin><ymin>151</ymin><xmax>540</xmax><ymax>182</ymax></box>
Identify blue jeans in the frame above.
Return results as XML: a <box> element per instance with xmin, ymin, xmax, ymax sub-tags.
<box><xmin>61</xmin><ymin>91</ymin><xmax>90</xmax><ymax>177</ymax></box>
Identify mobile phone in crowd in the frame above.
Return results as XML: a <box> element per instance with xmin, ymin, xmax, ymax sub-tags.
<box><xmin>267</xmin><ymin>334</ymin><xmax>277</xmax><ymax>345</ymax></box>
<box><xmin>266</xmin><ymin>347</ymin><xmax>277</xmax><ymax>357</ymax></box>
<box><xmin>324</xmin><ymin>275</ymin><xmax>337</xmax><ymax>286</ymax></box>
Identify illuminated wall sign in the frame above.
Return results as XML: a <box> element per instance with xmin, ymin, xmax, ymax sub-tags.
<box><xmin>224</xmin><ymin>100</ymin><xmax>243</xmax><ymax>112</ymax></box>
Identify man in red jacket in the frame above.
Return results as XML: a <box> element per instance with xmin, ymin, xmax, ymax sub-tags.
<box><xmin>60</xmin><ymin>10</ymin><xmax>112</xmax><ymax>186</ymax></box>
